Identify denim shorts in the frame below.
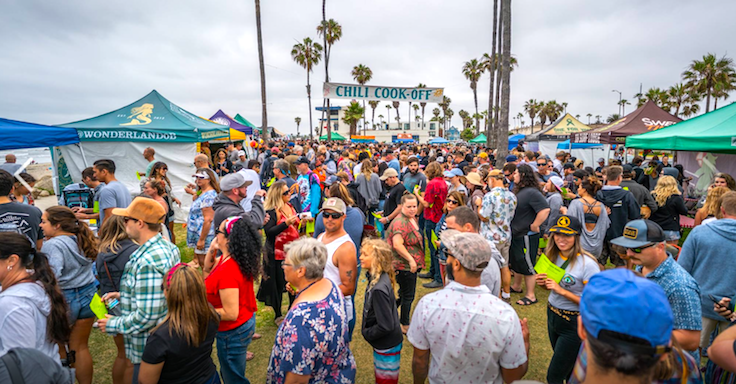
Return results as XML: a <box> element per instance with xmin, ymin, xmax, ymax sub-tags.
<box><xmin>62</xmin><ymin>281</ymin><xmax>98</xmax><ymax>324</ymax></box>
<box><xmin>663</xmin><ymin>230</ymin><xmax>680</xmax><ymax>241</ymax></box>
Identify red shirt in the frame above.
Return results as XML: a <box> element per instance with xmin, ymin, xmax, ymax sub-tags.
<box><xmin>423</xmin><ymin>177</ymin><xmax>447</xmax><ymax>223</ymax></box>
<box><xmin>205</xmin><ymin>257</ymin><xmax>257</xmax><ymax>332</ymax></box>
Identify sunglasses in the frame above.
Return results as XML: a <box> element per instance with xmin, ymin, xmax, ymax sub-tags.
<box><xmin>282</xmin><ymin>190</ymin><xmax>291</xmax><ymax>196</ymax></box>
<box><xmin>537</xmin><ymin>163</ymin><xmax>548</xmax><ymax>167</ymax></box>
<box><xmin>626</xmin><ymin>242</ymin><xmax>657</xmax><ymax>254</ymax></box>
<box><xmin>123</xmin><ymin>217</ymin><xmax>140</xmax><ymax>224</ymax></box>
<box><xmin>323</xmin><ymin>212</ymin><xmax>344</xmax><ymax>220</ymax></box>
<box><xmin>447</xmin><ymin>199</ymin><xmax>459</xmax><ymax>205</ymax></box>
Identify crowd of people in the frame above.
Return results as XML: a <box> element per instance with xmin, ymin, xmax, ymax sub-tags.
<box><xmin>1</xmin><ymin>139</ymin><xmax>736</xmax><ymax>384</ymax></box>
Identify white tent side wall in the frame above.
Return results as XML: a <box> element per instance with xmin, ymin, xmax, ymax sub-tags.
<box><xmin>58</xmin><ymin>141</ymin><xmax>197</xmax><ymax>222</ymax></box>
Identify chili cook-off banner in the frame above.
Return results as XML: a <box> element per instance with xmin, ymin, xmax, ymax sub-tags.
<box><xmin>323</xmin><ymin>82</ymin><xmax>444</xmax><ymax>103</ymax></box>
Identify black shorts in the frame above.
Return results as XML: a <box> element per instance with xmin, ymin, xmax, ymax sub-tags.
<box><xmin>509</xmin><ymin>233</ymin><xmax>540</xmax><ymax>276</ymax></box>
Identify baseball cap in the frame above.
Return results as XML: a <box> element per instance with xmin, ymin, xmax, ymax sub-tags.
<box><xmin>466</xmin><ymin>172</ymin><xmax>483</xmax><ymax>186</ymax></box>
<box><xmin>220</xmin><ymin>173</ymin><xmax>252</xmax><ymax>191</ymax></box>
<box><xmin>112</xmin><ymin>197</ymin><xmax>166</xmax><ymax>224</ymax></box>
<box><xmin>237</xmin><ymin>150</ymin><xmax>246</xmax><ymax>157</ymax></box>
<box><xmin>478</xmin><ymin>152</ymin><xmax>489</xmax><ymax>159</ymax></box>
<box><xmin>610</xmin><ymin>219</ymin><xmax>666</xmax><ymax>248</ymax></box>
<box><xmin>294</xmin><ymin>156</ymin><xmax>310</xmax><ymax>165</ymax></box>
<box><xmin>192</xmin><ymin>171</ymin><xmax>210</xmax><ymax>179</ymax></box>
<box><xmin>380</xmin><ymin>168</ymin><xmax>399</xmax><ymax>180</ymax></box>
<box><xmin>436</xmin><ymin>156</ymin><xmax>445</xmax><ymax>163</ymax></box>
<box><xmin>581</xmin><ymin>269</ymin><xmax>673</xmax><ymax>355</ymax></box>
<box><xmin>443</xmin><ymin>168</ymin><xmax>463</xmax><ymax>178</ymax></box>
<box><xmin>622</xmin><ymin>164</ymin><xmax>634</xmax><ymax>175</ymax></box>
<box><xmin>548</xmin><ymin>215</ymin><xmax>581</xmax><ymax>236</ymax></box>
<box><xmin>271</xmin><ymin>147</ymin><xmax>280</xmax><ymax>154</ymax></box>
<box><xmin>487</xmin><ymin>169</ymin><xmax>504</xmax><ymax>179</ymax></box>
<box><xmin>440</xmin><ymin>230</ymin><xmax>491</xmax><ymax>272</ymax></box>
<box><xmin>597</xmin><ymin>157</ymin><xmax>605</xmax><ymax>163</ymax></box>
<box><xmin>324</xmin><ymin>175</ymin><xmax>339</xmax><ymax>186</ymax></box>
<box><xmin>563</xmin><ymin>162</ymin><xmax>575</xmax><ymax>170</ymax></box>
<box><xmin>320</xmin><ymin>197</ymin><xmax>347</xmax><ymax>215</ymax></box>
<box><xmin>548</xmin><ymin>175</ymin><xmax>564</xmax><ymax>191</ymax></box>
<box><xmin>505</xmin><ymin>154</ymin><xmax>518</xmax><ymax>162</ymax></box>
<box><xmin>662</xmin><ymin>167</ymin><xmax>679</xmax><ymax>178</ymax></box>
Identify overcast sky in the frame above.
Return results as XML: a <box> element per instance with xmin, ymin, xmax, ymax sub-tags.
<box><xmin>1</xmin><ymin>0</ymin><xmax>734</xmax><ymax>135</ymax></box>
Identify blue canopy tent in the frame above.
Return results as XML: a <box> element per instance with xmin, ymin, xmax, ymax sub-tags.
<box><xmin>508</xmin><ymin>134</ymin><xmax>525</xmax><ymax>150</ymax></box>
<box><xmin>429</xmin><ymin>137</ymin><xmax>449</xmax><ymax>144</ymax></box>
<box><xmin>557</xmin><ymin>140</ymin><xmax>603</xmax><ymax>150</ymax></box>
<box><xmin>0</xmin><ymin>118</ymin><xmax>80</xmax><ymax>150</ymax></box>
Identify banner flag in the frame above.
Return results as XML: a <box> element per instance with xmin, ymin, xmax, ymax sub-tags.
<box><xmin>323</xmin><ymin>82</ymin><xmax>444</xmax><ymax>103</ymax></box>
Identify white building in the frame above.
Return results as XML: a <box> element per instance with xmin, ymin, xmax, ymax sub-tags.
<box><xmin>316</xmin><ymin>105</ymin><xmax>443</xmax><ymax>143</ymax></box>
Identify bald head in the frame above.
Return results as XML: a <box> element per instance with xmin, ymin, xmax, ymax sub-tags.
<box><xmin>194</xmin><ymin>154</ymin><xmax>209</xmax><ymax>168</ymax></box>
<box><xmin>5</xmin><ymin>154</ymin><xmax>16</xmax><ymax>163</ymax></box>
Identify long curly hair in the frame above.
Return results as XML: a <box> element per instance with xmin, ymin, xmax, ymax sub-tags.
<box><xmin>703</xmin><ymin>186</ymin><xmax>730</xmax><ymax>218</ymax></box>
<box><xmin>361</xmin><ymin>239</ymin><xmax>395</xmax><ymax>290</ymax></box>
<box><xmin>652</xmin><ymin>175</ymin><xmax>681</xmax><ymax>207</ymax></box>
<box><xmin>225</xmin><ymin>218</ymin><xmax>262</xmax><ymax>281</ymax></box>
<box><xmin>514</xmin><ymin>164</ymin><xmax>542</xmax><ymax>193</ymax></box>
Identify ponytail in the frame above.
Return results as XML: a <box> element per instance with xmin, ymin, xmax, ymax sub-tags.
<box><xmin>45</xmin><ymin>206</ymin><xmax>99</xmax><ymax>261</ymax></box>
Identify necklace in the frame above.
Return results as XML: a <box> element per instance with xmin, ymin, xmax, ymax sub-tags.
<box><xmin>296</xmin><ymin>280</ymin><xmax>319</xmax><ymax>299</ymax></box>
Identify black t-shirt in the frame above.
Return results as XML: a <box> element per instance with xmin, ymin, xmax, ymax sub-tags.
<box><xmin>0</xmin><ymin>202</ymin><xmax>43</xmax><ymax>245</ymax></box>
<box><xmin>511</xmin><ymin>187</ymin><xmax>549</xmax><ymax>237</ymax></box>
<box><xmin>384</xmin><ymin>183</ymin><xmax>406</xmax><ymax>219</ymax></box>
<box><xmin>142</xmin><ymin>316</ymin><xmax>219</xmax><ymax>384</ymax></box>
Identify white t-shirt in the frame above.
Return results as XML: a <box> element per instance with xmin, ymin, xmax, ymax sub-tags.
<box><xmin>407</xmin><ymin>281</ymin><xmax>527</xmax><ymax>384</ymax></box>
<box><xmin>352</xmin><ymin>163</ymin><xmax>362</xmax><ymax>179</ymax></box>
<box><xmin>237</xmin><ymin>169</ymin><xmax>261</xmax><ymax>212</ymax></box>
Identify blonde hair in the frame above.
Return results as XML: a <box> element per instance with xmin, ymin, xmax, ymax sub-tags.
<box><xmin>264</xmin><ymin>181</ymin><xmax>287</xmax><ymax>211</ymax></box>
<box><xmin>703</xmin><ymin>186</ymin><xmax>730</xmax><ymax>217</ymax></box>
<box><xmin>652</xmin><ymin>175</ymin><xmax>681</xmax><ymax>207</ymax></box>
<box><xmin>98</xmin><ymin>215</ymin><xmax>129</xmax><ymax>254</ymax></box>
<box><xmin>361</xmin><ymin>159</ymin><xmax>373</xmax><ymax>181</ymax></box>
<box><xmin>159</xmin><ymin>265</ymin><xmax>219</xmax><ymax>347</ymax></box>
<box><xmin>361</xmin><ymin>239</ymin><xmax>396</xmax><ymax>290</ymax></box>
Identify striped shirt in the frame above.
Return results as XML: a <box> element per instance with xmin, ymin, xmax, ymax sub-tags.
<box><xmin>105</xmin><ymin>234</ymin><xmax>180</xmax><ymax>364</ymax></box>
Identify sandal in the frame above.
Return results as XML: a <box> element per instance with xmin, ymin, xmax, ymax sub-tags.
<box><xmin>252</xmin><ymin>333</ymin><xmax>262</xmax><ymax>340</ymax></box>
<box><xmin>515</xmin><ymin>297</ymin><xmax>538</xmax><ymax>306</ymax></box>
<box><xmin>510</xmin><ymin>287</ymin><xmax>523</xmax><ymax>294</ymax></box>
<box><xmin>246</xmin><ymin>351</ymin><xmax>254</xmax><ymax>361</ymax></box>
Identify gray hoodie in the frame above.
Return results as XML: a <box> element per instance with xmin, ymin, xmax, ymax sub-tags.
<box><xmin>42</xmin><ymin>235</ymin><xmax>95</xmax><ymax>290</ymax></box>
<box><xmin>0</xmin><ymin>282</ymin><xmax>60</xmax><ymax>361</ymax></box>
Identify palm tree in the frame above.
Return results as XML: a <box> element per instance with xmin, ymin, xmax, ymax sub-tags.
<box><xmin>538</xmin><ymin>102</ymin><xmax>548</xmax><ymax>131</ymax></box>
<box><xmin>412</xmin><ymin>104</ymin><xmax>420</xmax><ymax>129</ymax></box>
<box><xmin>595</xmin><ymin>115</ymin><xmax>602</xmax><ymax>124</ymax></box>
<box><xmin>496</xmin><ymin>0</ymin><xmax>512</xmax><ymax>156</ymax></box>
<box><xmin>254</xmin><ymin>0</ymin><xmax>269</xmax><ymax>141</ymax></box>
<box><xmin>516</xmin><ymin>112</ymin><xmax>523</xmax><ymax>127</ymax></box>
<box><xmin>562</xmin><ymin>102</ymin><xmax>568</xmax><ymax>114</ymax></box>
<box><xmin>291</xmin><ymin>37</ymin><xmax>323</xmax><ymax>140</ymax></box>
<box><xmin>575</xmin><ymin>114</ymin><xmax>581</xmax><ymax>120</ymax></box>
<box><xmin>432</xmin><ymin>108</ymin><xmax>441</xmax><ymax>130</ymax></box>
<box><xmin>644</xmin><ymin>87</ymin><xmax>670</xmax><ymax>111</ymax></box>
<box><xmin>485</xmin><ymin>0</ymin><xmax>500</xmax><ymax>146</ymax></box>
<box><xmin>668</xmin><ymin>83</ymin><xmax>689</xmax><ymax>117</ymax></box>
<box><xmin>483</xmin><ymin>51</ymin><xmax>519</xmax><ymax>143</ymax></box>
<box><xmin>368</xmin><ymin>100</ymin><xmax>379</xmax><ymax>132</ymax></box>
<box><xmin>392</xmin><ymin>101</ymin><xmax>401</xmax><ymax>129</ymax></box>
<box><xmin>341</xmin><ymin>101</ymin><xmax>365</xmax><ymax>136</ymax></box>
<box><xmin>439</xmin><ymin>96</ymin><xmax>451</xmax><ymax>132</ymax></box>
<box><xmin>607</xmin><ymin>114</ymin><xmax>621</xmax><ymax>123</ymax></box>
<box><xmin>417</xmin><ymin>83</ymin><xmax>427</xmax><ymax>130</ymax></box>
<box><xmin>683</xmin><ymin>53</ymin><xmax>735</xmax><ymax>113</ymax></box>
<box><xmin>524</xmin><ymin>99</ymin><xmax>541</xmax><ymax>132</ymax></box>
<box><xmin>446</xmin><ymin>108</ymin><xmax>455</xmax><ymax>131</ymax></box>
<box><xmin>377</xmin><ymin>114</ymin><xmax>384</xmax><ymax>127</ymax></box>
<box><xmin>384</xmin><ymin>104</ymin><xmax>391</xmax><ymax>130</ymax></box>
<box><xmin>634</xmin><ymin>92</ymin><xmax>646</xmax><ymax>108</ymax></box>
<box><xmin>586</xmin><ymin>113</ymin><xmax>592</xmax><ymax>125</ymax></box>
<box><xmin>317</xmin><ymin>16</ymin><xmax>343</xmax><ymax>139</ymax></box>
<box><xmin>681</xmin><ymin>103</ymin><xmax>701</xmax><ymax>118</ymax></box>
<box><xmin>713</xmin><ymin>79</ymin><xmax>734</xmax><ymax>110</ymax></box>
<box><xmin>351</xmin><ymin>64</ymin><xmax>372</xmax><ymax>134</ymax></box>
<box><xmin>618</xmin><ymin>99</ymin><xmax>631</xmax><ymax>115</ymax></box>
<box><xmin>294</xmin><ymin>117</ymin><xmax>301</xmax><ymax>136</ymax></box>
<box><xmin>462</xmin><ymin>58</ymin><xmax>484</xmax><ymax>134</ymax></box>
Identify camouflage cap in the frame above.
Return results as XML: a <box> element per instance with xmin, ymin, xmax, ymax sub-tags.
<box><xmin>440</xmin><ymin>230</ymin><xmax>491</xmax><ymax>272</ymax></box>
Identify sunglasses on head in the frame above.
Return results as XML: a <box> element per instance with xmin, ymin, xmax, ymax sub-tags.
<box><xmin>627</xmin><ymin>242</ymin><xmax>656</xmax><ymax>254</ymax></box>
<box><xmin>215</xmin><ymin>229</ymin><xmax>226</xmax><ymax>236</ymax></box>
<box><xmin>323</xmin><ymin>212</ymin><xmax>344</xmax><ymax>220</ymax></box>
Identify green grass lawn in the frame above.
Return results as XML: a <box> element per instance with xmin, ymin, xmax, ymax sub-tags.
<box><xmin>88</xmin><ymin>225</ymin><xmax>553</xmax><ymax>383</ymax></box>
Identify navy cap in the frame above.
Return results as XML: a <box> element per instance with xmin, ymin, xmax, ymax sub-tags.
<box><xmin>294</xmin><ymin>156</ymin><xmax>310</xmax><ymax>165</ymax></box>
<box><xmin>548</xmin><ymin>215</ymin><xmax>581</xmax><ymax>236</ymax></box>
<box><xmin>581</xmin><ymin>269</ymin><xmax>673</xmax><ymax>354</ymax></box>
<box><xmin>610</xmin><ymin>219</ymin><xmax>666</xmax><ymax>248</ymax></box>
<box><xmin>505</xmin><ymin>154</ymin><xmax>518</xmax><ymax>162</ymax></box>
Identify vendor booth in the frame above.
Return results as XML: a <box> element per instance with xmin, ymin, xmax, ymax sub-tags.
<box><xmin>469</xmin><ymin>133</ymin><xmax>487</xmax><ymax>144</ymax></box>
<box><xmin>209</xmin><ymin>109</ymin><xmax>253</xmax><ymax>141</ymax></box>
<box><xmin>571</xmin><ymin>101</ymin><xmax>681</xmax><ymax>145</ymax></box>
<box><xmin>526</xmin><ymin>113</ymin><xmax>592</xmax><ymax>156</ymax></box>
<box><xmin>0</xmin><ymin>118</ymin><xmax>80</xmax><ymax>150</ymax></box>
<box><xmin>57</xmin><ymin>90</ymin><xmax>230</xmax><ymax>221</ymax></box>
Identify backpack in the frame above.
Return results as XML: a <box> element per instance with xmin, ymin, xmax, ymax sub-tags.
<box><xmin>60</xmin><ymin>183</ymin><xmax>94</xmax><ymax>209</ymax></box>
<box><xmin>260</xmin><ymin>157</ymin><xmax>276</xmax><ymax>188</ymax></box>
<box><xmin>0</xmin><ymin>348</ymin><xmax>75</xmax><ymax>384</ymax></box>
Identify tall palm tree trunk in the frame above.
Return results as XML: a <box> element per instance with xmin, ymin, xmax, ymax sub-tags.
<box><xmin>473</xmin><ymin>89</ymin><xmax>480</xmax><ymax>135</ymax></box>
<box><xmin>362</xmin><ymin>100</ymin><xmax>366</xmax><ymax>135</ymax></box>
<box><xmin>486</xmin><ymin>0</ymin><xmax>499</xmax><ymax>147</ymax></box>
<box><xmin>255</xmin><ymin>0</ymin><xmax>269</xmax><ymax>141</ymax></box>
<box><xmin>497</xmin><ymin>0</ymin><xmax>512</xmax><ymax>158</ymax></box>
<box><xmin>322</xmin><ymin>0</ymin><xmax>332</xmax><ymax>141</ymax></box>
<box><xmin>307</xmin><ymin>71</ymin><xmax>314</xmax><ymax>140</ymax></box>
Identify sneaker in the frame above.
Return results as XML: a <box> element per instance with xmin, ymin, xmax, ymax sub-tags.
<box><xmin>418</xmin><ymin>272</ymin><xmax>433</xmax><ymax>279</ymax></box>
<box><xmin>422</xmin><ymin>281</ymin><xmax>443</xmax><ymax>289</ymax></box>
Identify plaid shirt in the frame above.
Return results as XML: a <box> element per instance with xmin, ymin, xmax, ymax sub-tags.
<box><xmin>105</xmin><ymin>234</ymin><xmax>180</xmax><ymax>364</ymax></box>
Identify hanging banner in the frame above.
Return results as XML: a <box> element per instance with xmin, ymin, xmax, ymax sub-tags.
<box><xmin>323</xmin><ymin>82</ymin><xmax>444</xmax><ymax>103</ymax></box>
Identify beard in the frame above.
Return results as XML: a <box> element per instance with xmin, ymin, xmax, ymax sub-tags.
<box><xmin>445</xmin><ymin>263</ymin><xmax>454</xmax><ymax>282</ymax></box>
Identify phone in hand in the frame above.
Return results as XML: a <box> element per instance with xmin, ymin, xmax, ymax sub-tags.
<box><xmin>709</xmin><ymin>294</ymin><xmax>723</xmax><ymax>307</ymax></box>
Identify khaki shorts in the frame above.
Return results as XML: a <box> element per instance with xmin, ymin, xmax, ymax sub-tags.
<box><xmin>701</xmin><ymin>317</ymin><xmax>731</xmax><ymax>349</ymax></box>
<box><xmin>496</xmin><ymin>240</ymin><xmax>510</xmax><ymax>268</ymax></box>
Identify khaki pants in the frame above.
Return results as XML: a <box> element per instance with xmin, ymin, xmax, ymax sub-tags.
<box><xmin>700</xmin><ymin>317</ymin><xmax>731</xmax><ymax>350</ymax></box>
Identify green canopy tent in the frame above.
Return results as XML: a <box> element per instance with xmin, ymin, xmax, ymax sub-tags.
<box><xmin>56</xmin><ymin>90</ymin><xmax>229</xmax><ymax>222</ymax></box>
<box><xmin>469</xmin><ymin>133</ymin><xmax>487</xmax><ymax>143</ymax></box>
<box><xmin>626</xmin><ymin>102</ymin><xmax>736</xmax><ymax>154</ymax></box>
<box><xmin>320</xmin><ymin>132</ymin><xmax>347</xmax><ymax>141</ymax></box>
